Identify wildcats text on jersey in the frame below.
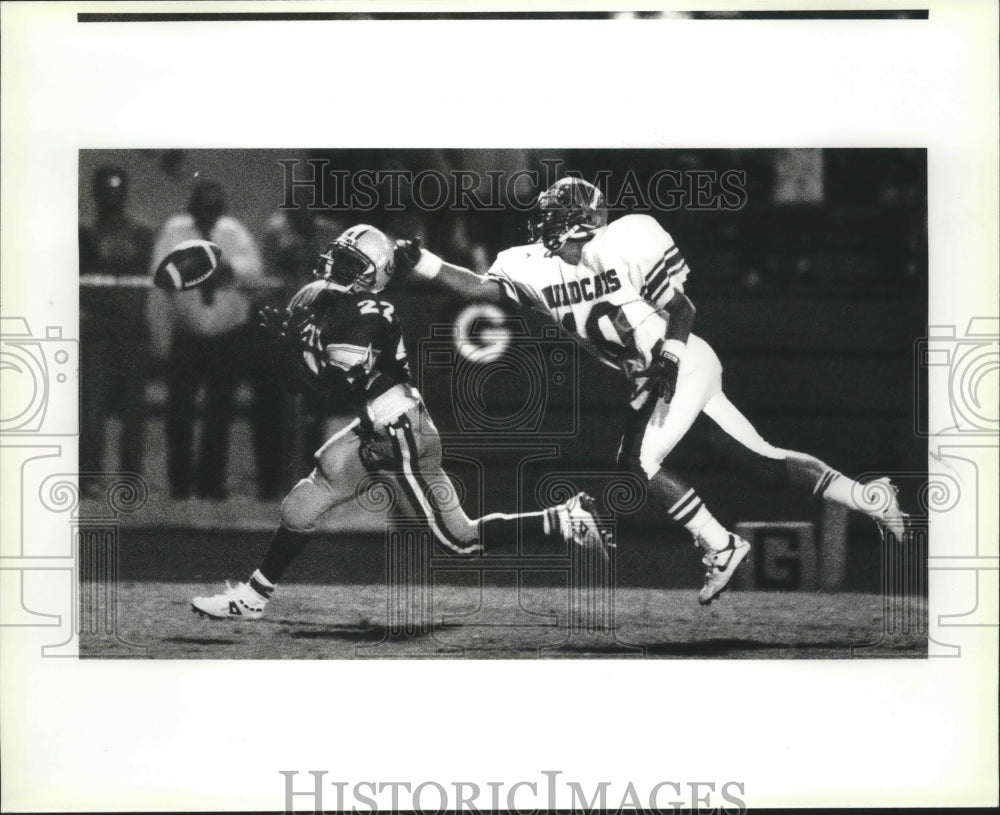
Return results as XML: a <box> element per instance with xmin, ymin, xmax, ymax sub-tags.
<box><xmin>541</xmin><ymin>269</ymin><xmax>621</xmax><ymax>309</ymax></box>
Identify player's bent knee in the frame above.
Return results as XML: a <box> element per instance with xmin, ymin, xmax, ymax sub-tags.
<box><xmin>280</xmin><ymin>496</ymin><xmax>319</xmax><ymax>534</ymax></box>
<box><xmin>279</xmin><ymin>472</ymin><xmax>331</xmax><ymax>533</ymax></box>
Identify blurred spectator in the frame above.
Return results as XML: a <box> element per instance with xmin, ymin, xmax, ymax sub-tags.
<box><xmin>441</xmin><ymin>212</ymin><xmax>490</xmax><ymax>274</ymax></box>
<box><xmin>79</xmin><ymin>166</ymin><xmax>154</xmax><ymax>489</ymax></box>
<box><xmin>146</xmin><ymin>179</ymin><xmax>263</xmax><ymax>499</ymax></box>
<box><xmin>259</xmin><ymin>206</ymin><xmax>346</xmax><ymax>493</ymax></box>
<box><xmin>772</xmin><ymin>149</ymin><xmax>824</xmax><ymax>205</ymax></box>
<box><xmin>445</xmin><ymin>148</ymin><xmax>549</xmax><ymax>254</ymax></box>
<box><xmin>262</xmin><ymin>207</ymin><xmax>345</xmax><ymax>300</ymax></box>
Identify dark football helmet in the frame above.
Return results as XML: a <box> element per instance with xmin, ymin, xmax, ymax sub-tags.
<box><xmin>314</xmin><ymin>224</ymin><xmax>395</xmax><ymax>293</ymax></box>
<box><xmin>529</xmin><ymin>177</ymin><xmax>608</xmax><ymax>254</ymax></box>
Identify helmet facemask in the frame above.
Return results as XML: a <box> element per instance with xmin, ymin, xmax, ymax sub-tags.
<box><xmin>315</xmin><ymin>241</ymin><xmax>378</xmax><ymax>292</ymax></box>
<box><xmin>529</xmin><ymin>178</ymin><xmax>608</xmax><ymax>255</ymax></box>
<box><xmin>314</xmin><ymin>225</ymin><xmax>395</xmax><ymax>293</ymax></box>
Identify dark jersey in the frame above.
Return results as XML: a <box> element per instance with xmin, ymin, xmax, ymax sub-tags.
<box><xmin>285</xmin><ymin>280</ymin><xmax>410</xmax><ymax>413</ymax></box>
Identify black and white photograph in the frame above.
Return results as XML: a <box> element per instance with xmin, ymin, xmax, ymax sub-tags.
<box><xmin>1</xmin><ymin>2</ymin><xmax>997</xmax><ymax>812</ymax></box>
<box><xmin>77</xmin><ymin>146</ymin><xmax>928</xmax><ymax>660</ymax></box>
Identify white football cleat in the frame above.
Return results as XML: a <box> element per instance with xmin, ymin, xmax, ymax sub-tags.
<box><xmin>553</xmin><ymin>492</ymin><xmax>614</xmax><ymax>558</ymax></box>
<box><xmin>866</xmin><ymin>477</ymin><xmax>909</xmax><ymax>542</ymax></box>
<box><xmin>191</xmin><ymin>581</ymin><xmax>268</xmax><ymax>621</ymax></box>
<box><xmin>697</xmin><ymin>533</ymin><xmax>751</xmax><ymax>606</ymax></box>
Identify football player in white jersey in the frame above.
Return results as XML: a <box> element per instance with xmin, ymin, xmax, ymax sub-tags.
<box><xmin>396</xmin><ymin>177</ymin><xmax>908</xmax><ymax>605</ymax></box>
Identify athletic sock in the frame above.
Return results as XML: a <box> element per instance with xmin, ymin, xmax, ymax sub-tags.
<box><xmin>668</xmin><ymin>488</ymin><xmax>730</xmax><ymax>551</ymax></box>
<box><xmin>247</xmin><ymin>569</ymin><xmax>275</xmax><ymax>601</ymax></box>
<box><xmin>479</xmin><ymin>510</ymin><xmax>550</xmax><ymax>551</ymax></box>
<box><xmin>257</xmin><ymin>525</ymin><xmax>309</xmax><ymax>586</ymax></box>
<box><xmin>542</xmin><ymin>508</ymin><xmax>556</xmax><ymax>537</ymax></box>
<box><xmin>815</xmin><ymin>470</ymin><xmax>879</xmax><ymax>515</ymax></box>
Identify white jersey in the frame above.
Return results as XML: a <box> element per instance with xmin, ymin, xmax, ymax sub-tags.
<box><xmin>486</xmin><ymin>214</ymin><xmax>691</xmax><ymax>384</ymax></box>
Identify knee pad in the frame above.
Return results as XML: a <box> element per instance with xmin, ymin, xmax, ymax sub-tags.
<box><xmin>279</xmin><ymin>472</ymin><xmax>330</xmax><ymax>533</ymax></box>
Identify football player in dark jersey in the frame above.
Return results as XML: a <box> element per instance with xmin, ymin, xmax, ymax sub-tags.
<box><xmin>191</xmin><ymin>224</ymin><xmax>609</xmax><ymax>620</ymax></box>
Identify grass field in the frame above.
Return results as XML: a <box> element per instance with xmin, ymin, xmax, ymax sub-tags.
<box><xmin>83</xmin><ymin>582</ymin><xmax>927</xmax><ymax>660</ymax></box>
<box><xmin>77</xmin><ymin>525</ymin><xmax>926</xmax><ymax>659</ymax></box>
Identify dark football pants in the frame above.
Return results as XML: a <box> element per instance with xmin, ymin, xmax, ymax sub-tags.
<box><xmin>80</xmin><ymin>332</ymin><xmax>149</xmax><ymax>477</ymax></box>
<box><xmin>165</xmin><ymin>330</ymin><xmax>241</xmax><ymax>497</ymax></box>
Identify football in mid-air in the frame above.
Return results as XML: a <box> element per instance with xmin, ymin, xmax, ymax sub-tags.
<box><xmin>153</xmin><ymin>239</ymin><xmax>222</xmax><ymax>291</ymax></box>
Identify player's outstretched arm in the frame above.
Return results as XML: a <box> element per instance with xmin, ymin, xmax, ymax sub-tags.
<box><xmin>395</xmin><ymin>239</ymin><xmax>504</xmax><ymax>303</ymax></box>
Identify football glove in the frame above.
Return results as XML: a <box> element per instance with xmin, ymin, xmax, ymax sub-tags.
<box><xmin>258</xmin><ymin>305</ymin><xmax>288</xmax><ymax>343</ymax></box>
<box><xmin>260</xmin><ymin>302</ymin><xmax>314</xmax><ymax>342</ymax></box>
<box><xmin>259</xmin><ymin>304</ymin><xmax>319</xmax><ymax>394</ymax></box>
<box><xmin>394</xmin><ymin>238</ymin><xmax>423</xmax><ymax>273</ymax></box>
<box><xmin>282</xmin><ymin>302</ymin><xmax>316</xmax><ymax>344</ymax></box>
<box><xmin>637</xmin><ymin>351</ymin><xmax>680</xmax><ymax>404</ymax></box>
<box><xmin>394</xmin><ymin>237</ymin><xmax>442</xmax><ymax>280</ymax></box>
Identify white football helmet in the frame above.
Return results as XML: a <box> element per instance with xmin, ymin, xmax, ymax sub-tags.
<box><xmin>314</xmin><ymin>224</ymin><xmax>396</xmax><ymax>293</ymax></box>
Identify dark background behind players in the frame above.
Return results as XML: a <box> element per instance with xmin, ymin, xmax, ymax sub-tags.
<box><xmin>78</xmin><ymin>166</ymin><xmax>154</xmax><ymax>496</ymax></box>
<box><xmin>78</xmin><ymin>147</ymin><xmax>925</xmax><ymax>592</ymax></box>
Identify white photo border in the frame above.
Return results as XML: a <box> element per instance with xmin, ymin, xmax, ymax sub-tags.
<box><xmin>1</xmin><ymin>0</ymin><xmax>997</xmax><ymax>811</ymax></box>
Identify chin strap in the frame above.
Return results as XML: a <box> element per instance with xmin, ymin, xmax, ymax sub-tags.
<box><xmin>320</xmin><ymin>278</ymin><xmax>353</xmax><ymax>294</ymax></box>
<box><xmin>545</xmin><ymin>223</ymin><xmax>599</xmax><ymax>256</ymax></box>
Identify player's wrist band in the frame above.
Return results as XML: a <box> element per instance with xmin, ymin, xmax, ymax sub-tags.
<box><xmin>663</xmin><ymin>339</ymin><xmax>686</xmax><ymax>360</ymax></box>
<box><xmin>413</xmin><ymin>250</ymin><xmax>443</xmax><ymax>280</ymax></box>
